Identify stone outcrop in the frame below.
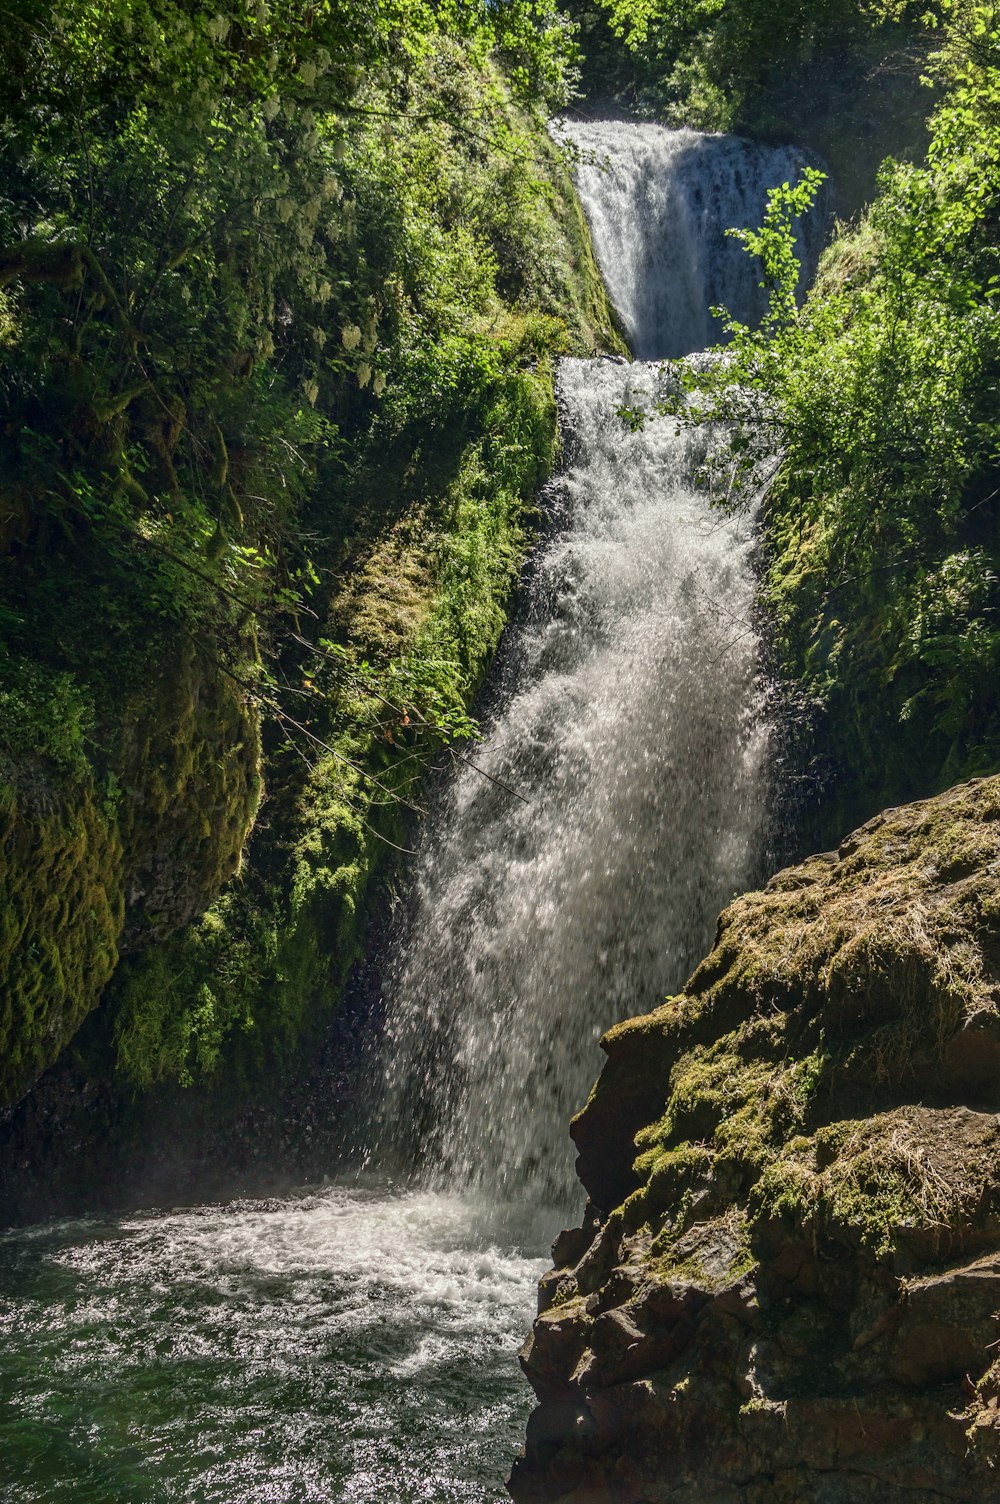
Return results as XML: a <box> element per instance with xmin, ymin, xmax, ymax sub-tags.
<box><xmin>510</xmin><ymin>776</ymin><xmax>1000</xmax><ymax>1503</ymax></box>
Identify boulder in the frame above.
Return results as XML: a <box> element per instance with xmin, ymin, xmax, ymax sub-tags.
<box><xmin>511</xmin><ymin>776</ymin><xmax>1000</xmax><ymax>1502</ymax></box>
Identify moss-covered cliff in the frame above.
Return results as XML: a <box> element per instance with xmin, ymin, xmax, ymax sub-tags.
<box><xmin>0</xmin><ymin>642</ymin><xmax>261</xmax><ymax>1116</ymax></box>
<box><xmin>512</xmin><ymin>775</ymin><xmax>1000</xmax><ymax>1502</ymax></box>
<box><xmin>0</xmin><ymin>5</ymin><xmax>623</xmax><ymax>1213</ymax></box>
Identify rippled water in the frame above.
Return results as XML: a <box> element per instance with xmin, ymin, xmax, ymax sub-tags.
<box><xmin>0</xmin><ymin>1183</ymin><xmax>549</xmax><ymax>1503</ymax></box>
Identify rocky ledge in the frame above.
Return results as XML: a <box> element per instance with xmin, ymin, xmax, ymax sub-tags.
<box><xmin>510</xmin><ymin>776</ymin><xmax>1000</xmax><ymax>1503</ymax></box>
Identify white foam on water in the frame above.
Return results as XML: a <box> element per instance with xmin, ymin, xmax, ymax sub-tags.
<box><xmin>0</xmin><ymin>1184</ymin><xmax>548</xmax><ymax>1502</ymax></box>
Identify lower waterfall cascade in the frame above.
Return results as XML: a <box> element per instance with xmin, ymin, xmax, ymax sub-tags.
<box><xmin>373</xmin><ymin>120</ymin><xmax>821</xmax><ymax>1211</ymax></box>
<box><xmin>372</xmin><ymin>355</ymin><xmax>772</xmax><ymax>1210</ymax></box>
<box><xmin>0</xmin><ymin>122</ymin><xmax>821</xmax><ymax>1503</ymax></box>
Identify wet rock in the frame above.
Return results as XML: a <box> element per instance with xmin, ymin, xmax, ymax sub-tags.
<box><xmin>511</xmin><ymin>776</ymin><xmax>1000</xmax><ymax>1503</ymax></box>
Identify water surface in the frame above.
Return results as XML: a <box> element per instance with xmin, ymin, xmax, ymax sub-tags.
<box><xmin>0</xmin><ymin>1183</ymin><xmax>548</xmax><ymax>1503</ymax></box>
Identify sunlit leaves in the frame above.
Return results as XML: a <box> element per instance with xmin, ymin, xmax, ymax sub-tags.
<box><xmin>0</xmin><ymin>0</ymin><xmax>575</xmax><ymax>621</ymax></box>
<box><xmin>669</xmin><ymin>1</ymin><xmax>1000</xmax><ymax>781</ymax></box>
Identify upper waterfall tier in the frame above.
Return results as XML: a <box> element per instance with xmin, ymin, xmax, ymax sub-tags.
<box><xmin>560</xmin><ymin>120</ymin><xmax>825</xmax><ymax>360</ymax></box>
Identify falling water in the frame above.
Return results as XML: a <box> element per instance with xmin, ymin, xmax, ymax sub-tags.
<box><xmin>375</xmin><ymin>123</ymin><xmax>822</xmax><ymax>1210</ymax></box>
<box><xmin>0</xmin><ymin>123</ymin><xmax>824</xmax><ymax>1504</ymax></box>
<box><xmin>560</xmin><ymin>120</ymin><xmax>826</xmax><ymax>358</ymax></box>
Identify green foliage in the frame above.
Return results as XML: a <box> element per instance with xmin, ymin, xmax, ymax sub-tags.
<box><xmin>662</xmin><ymin>3</ymin><xmax>1000</xmax><ymax>827</ymax></box>
<box><xmin>571</xmin><ymin>0</ymin><xmax>927</xmax><ymax>128</ymax></box>
<box><xmin>726</xmin><ymin>169</ymin><xmax>830</xmax><ymax>329</ymax></box>
<box><xmin>0</xmin><ymin>3</ymin><xmax>621</xmax><ymax>1105</ymax></box>
<box><xmin>92</xmin><ymin>32</ymin><xmax>619</xmax><ymax>1094</ymax></box>
<box><xmin>108</xmin><ymin>358</ymin><xmax>562</xmax><ymax>1091</ymax></box>
<box><xmin>0</xmin><ymin>0</ymin><xmax>576</xmax><ymax>671</ymax></box>
<box><xmin>0</xmin><ymin>664</ymin><xmax>95</xmax><ymax>783</ymax></box>
<box><xmin>112</xmin><ymin>895</ymin><xmax>266</xmax><ymax>1089</ymax></box>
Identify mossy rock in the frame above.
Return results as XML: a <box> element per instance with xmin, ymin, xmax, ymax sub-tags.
<box><xmin>116</xmin><ymin>640</ymin><xmax>262</xmax><ymax>949</ymax></box>
<box><xmin>575</xmin><ymin>773</ymin><xmax>1000</xmax><ymax>1251</ymax></box>
<box><xmin>516</xmin><ymin>776</ymin><xmax>1000</xmax><ymax>1504</ymax></box>
<box><xmin>0</xmin><ymin>771</ymin><xmax>123</xmax><ymax>1113</ymax></box>
<box><xmin>0</xmin><ymin>643</ymin><xmax>261</xmax><ymax>1111</ymax></box>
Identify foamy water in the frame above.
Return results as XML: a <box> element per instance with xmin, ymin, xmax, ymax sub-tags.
<box><xmin>0</xmin><ymin>1183</ymin><xmax>548</xmax><ymax>1502</ymax></box>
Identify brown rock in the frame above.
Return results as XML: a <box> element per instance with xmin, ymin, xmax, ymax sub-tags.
<box><xmin>511</xmin><ymin>777</ymin><xmax>1000</xmax><ymax>1504</ymax></box>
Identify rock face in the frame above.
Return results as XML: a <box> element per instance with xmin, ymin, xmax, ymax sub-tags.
<box><xmin>0</xmin><ymin>640</ymin><xmax>260</xmax><ymax>1114</ymax></box>
<box><xmin>510</xmin><ymin>776</ymin><xmax>1000</xmax><ymax>1503</ymax></box>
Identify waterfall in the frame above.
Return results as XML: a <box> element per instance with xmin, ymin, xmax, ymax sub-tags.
<box><xmin>372</xmin><ymin>123</ymin><xmax>820</xmax><ymax>1210</ymax></box>
<box><xmin>560</xmin><ymin>121</ymin><xmax>826</xmax><ymax>359</ymax></box>
<box><xmin>0</xmin><ymin>122</ymin><xmax>832</xmax><ymax>1504</ymax></box>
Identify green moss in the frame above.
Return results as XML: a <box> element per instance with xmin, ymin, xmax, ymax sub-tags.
<box><xmin>114</xmin><ymin>641</ymin><xmax>262</xmax><ymax>945</ymax></box>
<box><xmin>577</xmin><ymin>775</ymin><xmax>1000</xmax><ymax>1274</ymax></box>
<box><xmin>623</xmin><ymin>1139</ymin><xmax>714</xmax><ymax>1235</ymax></box>
<box><xmin>527</xmin><ymin>129</ymin><xmax>630</xmax><ymax>355</ymax></box>
<box><xmin>0</xmin><ymin>644</ymin><xmax>263</xmax><ymax>1106</ymax></box>
<box><xmin>0</xmin><ymin>773</ymin><xmax>124</xmax><ymax>1109</ymax></box>
<box><xmin>651</xmin><ymin>1209</ymin><xmax>757</xmax><ymax>1288</ymax></box>
<box><xmin>749</xmin><ymin>1108</ymin><xmax>1000</xmax><ymax>1256</ymax></box>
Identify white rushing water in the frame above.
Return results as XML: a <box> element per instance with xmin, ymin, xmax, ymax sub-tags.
<box><xmin>376</xmin><ymin>359</ymin><xmax>771</xmax><ymax>1206</ymax></box>
<box><xmin>558</xmin><ymin>120</ymin><xmax>825</xmax><ymax>359</ymax></box>
<box><xmin>0</xmin><ymin>123</ymin><xmax>824</xmax><ymax>1504</ymax></box>
<box><xmin>0</xmin><ymin>1185</ymin><xmax>548</xmax><ymax>1502</ymax></box>
<box><xmin>375</xmin><ymin>122</ymin><xmax>821</xmax><ymax>1210</ymax></box>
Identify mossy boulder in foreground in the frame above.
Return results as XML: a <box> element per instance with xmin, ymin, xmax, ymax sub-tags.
<box><xmin>511</xmin><ymin>775</ymin><xmax>1000</xmax><ymax>1503</ymax></box>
